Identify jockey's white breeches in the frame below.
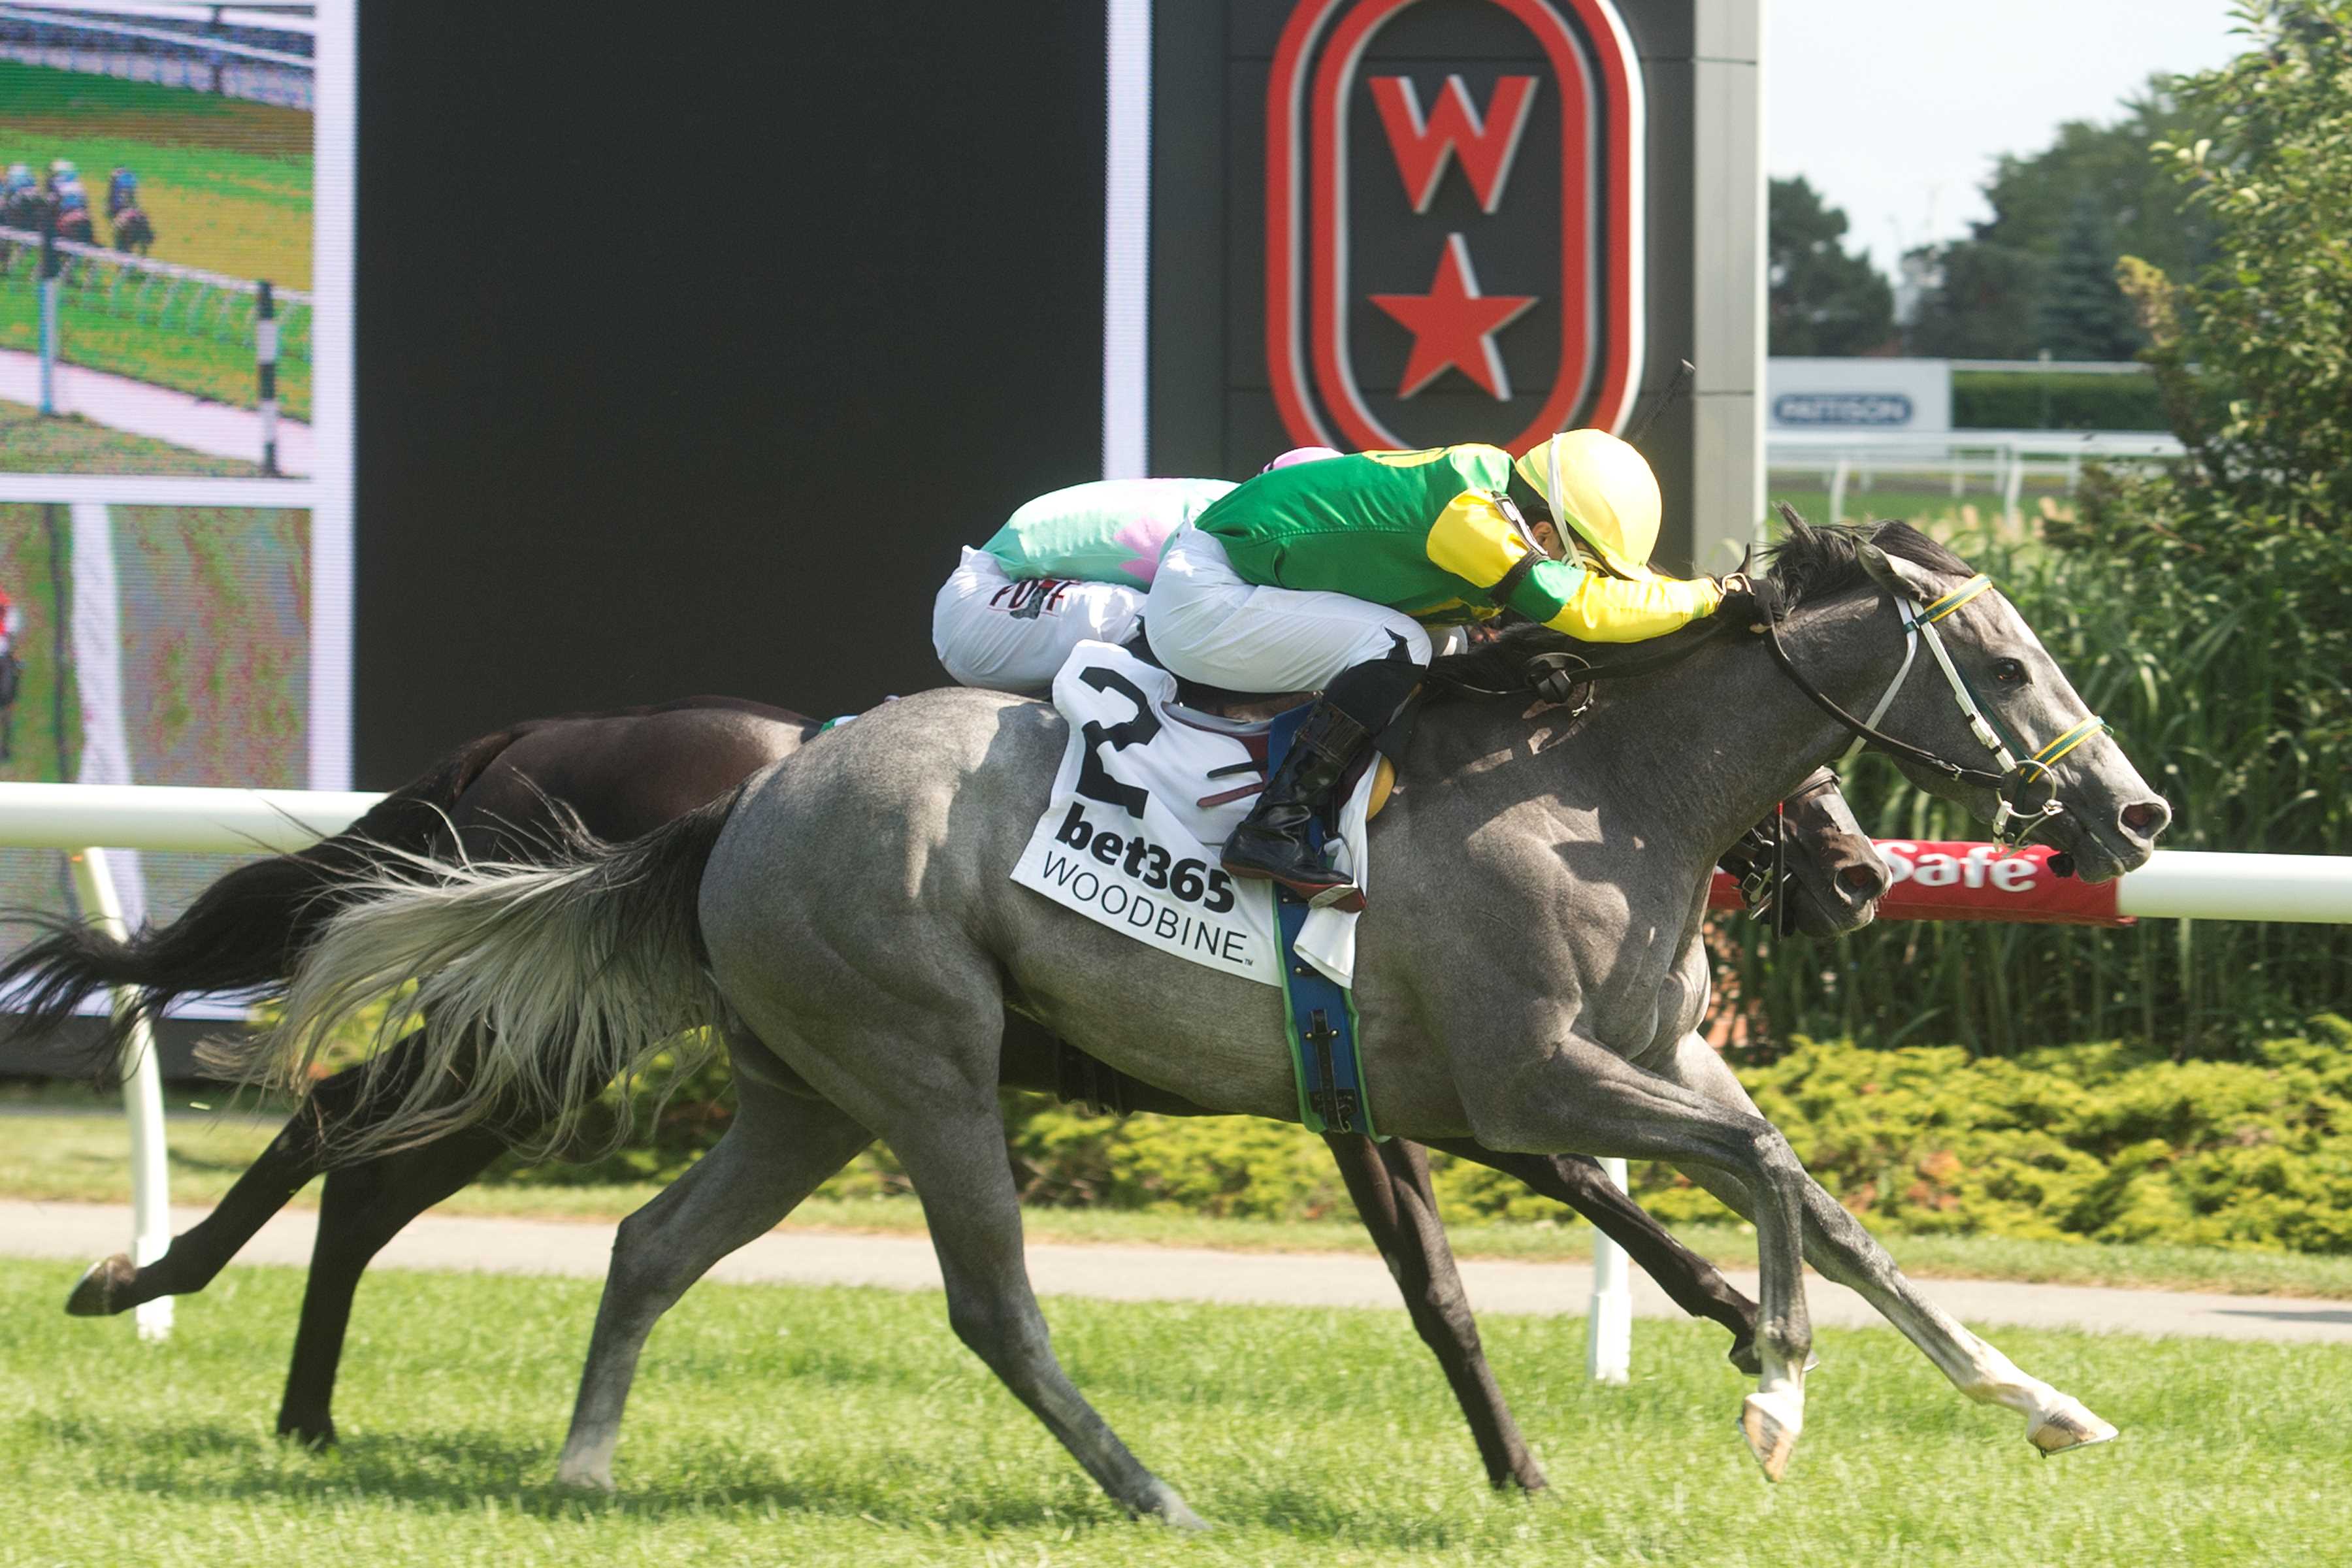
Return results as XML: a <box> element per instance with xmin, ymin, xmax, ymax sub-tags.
<box><xmin>932</xmin><ymin>547</ymin><xmax>1149</xmax><ymax>696</ymax></box>
<box><xmin>1144</xmin><ymin>525</ymin><xmax>1432</xmax><ymax>694</ymax></box>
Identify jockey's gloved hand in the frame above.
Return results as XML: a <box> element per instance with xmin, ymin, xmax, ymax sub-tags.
<box><xmin>1714</xmin><ymin>571</ymin><xmax>1784</xmax><ymax>629</ymax></box>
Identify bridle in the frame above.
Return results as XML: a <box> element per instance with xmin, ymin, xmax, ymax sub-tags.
<box><xmin>1426</xmin><ymin>540</ymin><xmax>2106</xmax><ymax>855</ymax></box>
<box><xmin>1718</xmin><ymin>766</ymin><xmax>1844</xmax><ymax>936</ymax></box>
<box><xmin>1757</xmin><ymin>568</ymin><xmax>2108</xmax><ymax>849</ymax></box>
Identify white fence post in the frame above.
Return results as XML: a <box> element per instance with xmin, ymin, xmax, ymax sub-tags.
<box><xmin>1586</xmin><ymin>1156</ymin><xmax>1633</xmax><ymax>1383</ymax></box>
<box><xmin>65</xmin><ymin>845</ymin><xmax>172</xmax><ymax>1342</ymax></box>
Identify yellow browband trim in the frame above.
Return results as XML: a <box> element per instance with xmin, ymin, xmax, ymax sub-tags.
<box><xmin>1921</xmin><ymin>574</ymin><xmax>1995</xmax><ymax>623</ymax></box>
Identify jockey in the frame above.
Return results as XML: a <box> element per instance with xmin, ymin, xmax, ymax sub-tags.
<box><xmin>1</xmin><ymin>163</ymin><xmax>33</xmax><ymax>204</ymax></box>
<box><xmin>1147</xmin><ymin>431</ymin><xmax>1727</xmax><ymax>906</ymax></box>
<box><xmin>932</xmin><ymin>476</ymin><xmax>1237</xmax><ymax>695</ymax></box>
<box><xmin>933</xmin><ymin>450</ymin><xmax>1345</xmax><ymax>695</ymax></box>
<box><xmin>47</xmin><ymin>160</ymin><xmax>87</xmax><ymax>213</ymax></box>
<box><xmin>106</xmin><ymin>166</ymin><xmax>137</xmax><ymax>219</ymax></box>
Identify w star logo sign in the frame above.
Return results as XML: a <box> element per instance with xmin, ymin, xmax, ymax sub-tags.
<box><xmin>1264</xmin><ymin>0</ymin><xmax>1646</xmax><ymax>455</ymax></box>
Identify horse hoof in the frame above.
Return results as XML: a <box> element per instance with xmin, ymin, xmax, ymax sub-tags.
<box><xmin>2027</xmin><ymin>1396</ymin><xmax>2118</xmax><ymax>1456</ymax></box>
<box><xmin>1739</xmin><ymin>1389</ymin><xmax>1804</xmax><ymax>1482</ymax></box>
<box><xmin>65</xmin><ymin>1254</ymin><xmax>137</xmax><ymax>1316</ymax></box>
<box><xmin>555</xmin><ymin>1461</ymin><xmax>617</xmax><ymax>1493</ymax></box>
<box><xmin>278</xmin><ymin>1418</ymin><xmax>337</xmax><ymax>1451</ymax></box>
<box><xmin>1146</xmin><ymin>1491</ymin><xmax>1212</xmax><ymax>1531</ymax></box>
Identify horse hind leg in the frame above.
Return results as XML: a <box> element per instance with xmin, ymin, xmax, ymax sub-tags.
<box><xmin>274</xmin><ymin>1122</ymin><xmax>512</xmax><ymax>1446</ymax></box>
<box><xmin>879</xmin><ymin>1100</ymin><xmax>1207</xmax><ymax>1529</ymax></box>
<box><xmin>553</xmin><ymin>1068</ymin><xmax>874</xmax><ymax>1491</ymax></box>
<box><xmin>65</xmin><ymin>1051</ymin><xmax>400</xmax><ymax>1319</ymax></box>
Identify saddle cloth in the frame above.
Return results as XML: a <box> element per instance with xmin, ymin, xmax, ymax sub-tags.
<box><xmin>1009</xmin><ymin>642</ymin><xmax>1375</xmax><ymax>989</ymax></box>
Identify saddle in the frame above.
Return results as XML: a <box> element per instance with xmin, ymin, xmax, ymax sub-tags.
<box><xmin>1134</xmin><ymin>632</ymin><xmax>1398</xmax><ymax>819</ymax></box>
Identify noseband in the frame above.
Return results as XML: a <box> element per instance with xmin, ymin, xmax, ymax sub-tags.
<box><xmin>1758</xmin><ymin>572</ymin><xmax>2108</xmax><ymax>849</ymax></box>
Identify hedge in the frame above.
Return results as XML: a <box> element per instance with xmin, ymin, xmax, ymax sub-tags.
<box><xmin>1951</xmin><ymin>369</ymin><xmax>2166</xmax><ymax>431</ymax></box>
<box><xmin>517</xmin><ymin>1019</ymin><xmax>2352</xmax><ymax>1256</ymax></box>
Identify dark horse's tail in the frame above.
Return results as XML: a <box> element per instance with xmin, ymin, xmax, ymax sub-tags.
<box><xmin>210</xmin><ymin>788</ymin><xmax>740</xmax><ymax>1165</ymax></box>
<box><xmin>0</xmin><ymin>730</ymin><xmax>520</xmax><ymax>1076</ymax></box>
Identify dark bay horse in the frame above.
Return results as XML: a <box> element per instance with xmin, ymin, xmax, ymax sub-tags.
<box><xmin>246</xmin><ymin>521</ymin><xmax>2166</xmax><ymax>1519</ymax></box>
<box><xmin>110</xmin><ymin>206</ymin><xmax>154</xmax><ymax>256</ymax></box>
<box><xmin>10</xmin><ymin>694</ymin><xmax>1886</xmax><ymax>1490</ymax></box>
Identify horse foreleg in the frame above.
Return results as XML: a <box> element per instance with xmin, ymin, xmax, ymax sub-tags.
<box><xmin>1326</xmin><ymin>1134</ymin><xmax>1546</xmax><ymax>1493</ymax></box>
<box><xmin>1422</xmin><ymin>1139</ymin><xmax>1763</xmax><ymax>1370</ymax></box>
<box><xmin>1462</xmin><ymin>1032</ymin><xmax>1815</xmax><ymax>1482</ymax></box>
<box><xmin>553</xmin><ymin>1076</ymin><xmax>872</xmax><ymax>1492</ymax></box>
<box><xmin>1655</xmin><ymin>1034</ymin><xmax>2116</xmax><ymax>1458</ymax></box>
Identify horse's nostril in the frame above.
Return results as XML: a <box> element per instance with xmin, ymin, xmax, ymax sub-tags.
<box><xmin>2119</xmin><ymin>800</ymin><xmax>2168</xmax><ymax>838</ymax></box>
<box><xmin>1835</xmin><ymin>864</ymin><xmax>1887</xmax><ymax>903</ymax></box>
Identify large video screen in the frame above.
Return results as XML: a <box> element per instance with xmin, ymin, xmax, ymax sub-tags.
<box><xmin>0</xmin><ymin>1</ymin><xmax>350</xmax><ymax>970</ymax></box>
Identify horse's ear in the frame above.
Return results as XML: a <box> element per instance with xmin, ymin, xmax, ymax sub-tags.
<box><xmin>1855</xmin><ymin>542</ymin><xmax>1937</xmax><ymax>603</ymax></box>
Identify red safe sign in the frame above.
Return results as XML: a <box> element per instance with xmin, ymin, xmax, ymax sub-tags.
<box><xmin>1264</xmin><ymin>0</ymin><xmax>1646</xmax><ymax>454</ymax></box>
<box><xmin>1707</xmin><ymin>842</ymin><xmax>2132</xmax><ymax>926</ymax></box>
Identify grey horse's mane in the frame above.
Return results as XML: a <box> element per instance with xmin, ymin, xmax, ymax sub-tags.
<box><xmin>1427</xmin><ymin>517</ymin><xmax>1972</xmax><ymax>697</ymax></box>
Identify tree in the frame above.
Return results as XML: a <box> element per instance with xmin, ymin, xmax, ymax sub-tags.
<box><xmin>1905</xmin><ymin>79</ymin><xmax>2217</xmax><ymax>357</ymax></box>
<box><xmin>2116</xmin><ymin>0</ymin><xmax>2352</xmax><ymax>519</ymax></box>
<box><xmin>2036</xmin><ymin>197</ymin><xmax>2140</xmax><ymax>359</ymax></box>
<box><xmin>1767</xmin><ymin>176</ymin><xmax>1893</xmax><ymax>355</ymax></box>
<box><xmin>1905</xmin><ymin>242</ymin><xmax>2044</xmax><ymax>358</ymax></box>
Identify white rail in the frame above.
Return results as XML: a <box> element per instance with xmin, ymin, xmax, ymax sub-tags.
<box><xmin>0</xmin><ymin>781</ymin><xmax>378</xmax><ymax>853</ymax></box>
<box><xmin>2114</xmin><ymin>851</ymin><xmax>2352</xmax><ymax>923</ymax></box>
<box><xmin>0</xmin><ymin>223</ymin><xmax>315</xmax><ymax>306</ymax></box>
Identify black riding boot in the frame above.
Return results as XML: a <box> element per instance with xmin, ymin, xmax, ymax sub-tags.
<box><xmin>1221</xmin><ymin>653</ymin><xmax>1421</xmax><ymax>910</ymax></box>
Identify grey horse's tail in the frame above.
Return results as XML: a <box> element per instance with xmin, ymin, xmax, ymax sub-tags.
<box><xmin>203</xmin><ymin>788</ymin><xmax>743</xmax><ymax>1165</ymax></box>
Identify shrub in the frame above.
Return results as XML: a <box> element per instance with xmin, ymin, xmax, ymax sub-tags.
<box><xmin>1620</xmin><ymin>1023</ymin><xmax>2352</xmax><ymax>1252</ymax></box>
<box><xmin>1952</xmin><ymin>370</ymin><xmax>2167</xmax><ymax>431</ymax></box>
<box><xmin>990</xmin><ymin>1024</ymin><xmax>2352</xmax><ymax>1252</ymax></box>
<box><xmin>498</xmin><ymin>1022</ymin><xmax>2350</xmax><ymax>1255</ymax></box>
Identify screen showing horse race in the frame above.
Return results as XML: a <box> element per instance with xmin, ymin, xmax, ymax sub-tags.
<box><xmin>0</xmin><ymin>3</ymin><xmax>350</xmax><ymax>973</ymax></box>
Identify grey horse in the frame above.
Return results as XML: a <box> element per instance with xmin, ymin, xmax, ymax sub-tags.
<box><xmin>246</xmin><ymin>519</ymin><xmax>2168</xmax><ymax>1522</ymax></box>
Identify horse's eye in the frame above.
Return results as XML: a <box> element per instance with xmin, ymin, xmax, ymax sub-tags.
<box><xmin>1991</xmin><ymin>657</ymin><xmax>2027</xmax><ymax>686</ymax></box>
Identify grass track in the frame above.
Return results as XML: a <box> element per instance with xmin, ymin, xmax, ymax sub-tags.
<box><xmin>2</xmin><ymin>1258</ymin><xmax>2344</xmax><ymax>1565</ymax></box>
<box><xmin>0</xmin><ymin>61</ymin><xmax>312</xmax><ymax>284</ymax></box>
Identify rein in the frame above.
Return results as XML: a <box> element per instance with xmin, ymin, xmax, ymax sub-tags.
<box><xmin>1429</xmin><ymin>613</ymin><xmax>1737</xmax><ymax>703</ymax></box>
<box><xmin>1758</xmin><ymin>571</ymin><xmax>2108</xmax><ymax>848</ymax></box>
<box><xmin>1719</xmin><ymin>766</ymin><xmax>1842</xmax><ymax>936</ymax></box>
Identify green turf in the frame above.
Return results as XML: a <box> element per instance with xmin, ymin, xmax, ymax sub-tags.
<box><xmin>1</xmin><ymin>1258</ymin><xmax>2342</xmax><ymax>1565</ymax></box>
<box><xmin>0</xmin><ymin>287</ymin><xmax>314</xmax><ymax>419</ymax></box>
<box><xmin>11</xmin><ymin>1100</ymin><xmax>2352</xmax><ymax>1299</ymax></box>
<box><xmin>0</xmin><ymin>59</ymin><xmax>314</xmax><ymax>416</ymax></box>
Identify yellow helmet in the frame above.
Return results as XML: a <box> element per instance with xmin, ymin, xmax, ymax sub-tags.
<box><xmin>1511</xmin><ymin>429</ymin><xmax>1662</xmax><ymax>582</ymax></box>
